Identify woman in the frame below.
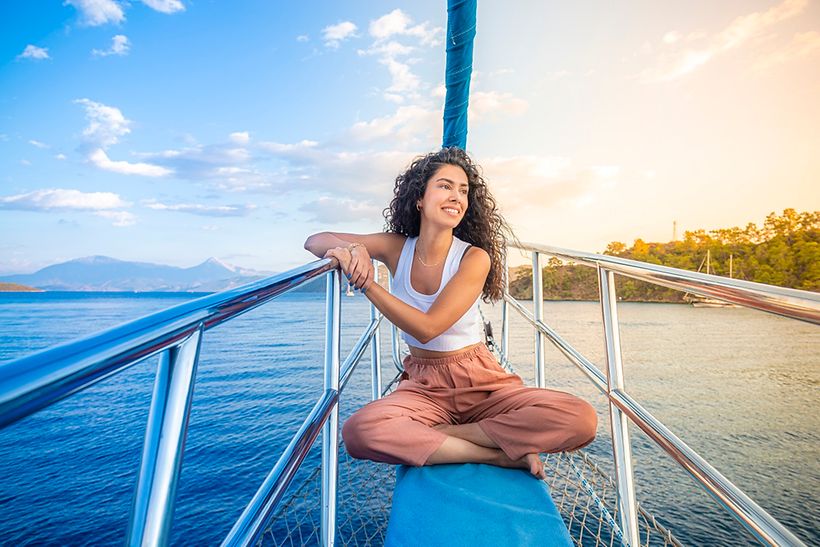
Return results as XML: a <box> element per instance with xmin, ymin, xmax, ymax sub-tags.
<box><xmin>304</xmin><ymin>148</ymin><xmax>596</xmax><ymax>479</ymax></box>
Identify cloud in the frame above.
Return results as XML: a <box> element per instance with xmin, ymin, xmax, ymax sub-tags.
<box><xmin>640</xmin><ymin>0</ymin><xmax>808</xmax><ymax>82</ymax></box>
<box><xmin>141</xmin><ymin>0</ymin><xmax>184</xmax><ymax>14</ymax></box>
<box><xmin>0</xmin><ymin>188</ymin><xmax>129</xmax><ymax>211</ymax></box>
<box><xmin>229</xmin><ymin>131</ymin><xmax>250</xmax><ymax>144</ymax></box>
<box><xmin>296</xmin><ymin>35</ymin><xmax>309</xmax><ymax>43</ymax></box>
<box><xmin>88</xmin><ymin>148</ymin><xmax>172</xmax><ymax>176</ymax></box>
<box><xmin>65</xmin><ymin>0</ymin><xmax>125</xmax><ymax>26</ymax></box>
<box><xmin>29</xmin><ymin>140</ymin><xmax>49</xmax><ymax>149</ymax></box>
<box><xmin>754</xmin><ymin>30</ymin><xmax>820</xmax><ymax>70</ymax></box>
<box><xmin>144</xmin><ymin>200</ymin><xmax>255</xmax><ymax>217</ymax></box>
<box><xmin>357</xmin><ymin>10</ymin><xmax>443</xmax><ymax>102</ymax></box>
<box><xmin>92</xmin><ymin>34</ymin><xmax>130</xmax><ymax>56</ymax></box>
<box><xmin>298</xmin><ymin>196</ymin><xmax>382</xmax><ymax>223</ymax></box>
<box><xmin>480</xmin><ymin>155</ymin><xmax>621</xmax><ymax>215</ymax></box>
<box><xmin>55</xmin><ymin>154</ymin><xmax>67</xmax><ymax>160</ymax></box>
<box><xmin>95</xmin><ymin>210</ymin><xmax>137</xmax><ymax>226</ymax></box>
<box><xmin>323</xmin><ymin>21</ymin><xmax>358</xmax><ymax>48</ymax></box>
<box><xmin>368</xmin><ymin>9</ymin><xmax>441</xmax><ymax>46</ymax></box>
<box><xmin>349</xmin><ymin>105</ymin><xmax>439</xmax><ymax>143</ymax></box>
<box><xmin>469</xmin><ymin>91</ymin><xmax>528</xmax><ymax>121</ymax></box>
<box><xmin>75</xmin><ymin>98</ymin><xmax>131</xmax><ymax>148</ymax></box>
<box><xmin>17</xmin><ymin>45</ymin><xmax>50</xmax><ymax>60</ymax></box>
<box><xmin>136</xmin><ymin>143</ymin><xmax>268</xmax><ymax>189</ymax></box>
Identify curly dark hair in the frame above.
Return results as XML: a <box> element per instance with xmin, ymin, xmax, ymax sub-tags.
<box><xmin>383</xmin><ymin>147</ymin><xmax>519</xmax><ymax>302</ymax></box>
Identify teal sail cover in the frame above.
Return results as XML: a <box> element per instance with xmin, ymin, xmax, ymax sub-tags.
<box><xmin>442</xmin><ymin>0</ymin><xmax>477</xmax><ymax>150</ymax></box>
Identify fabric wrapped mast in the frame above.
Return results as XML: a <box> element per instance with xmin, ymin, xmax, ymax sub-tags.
<box><xmin>442</xmin><ymin>0</ymin><xmax>477</xmax><ymax>150</ymax></box>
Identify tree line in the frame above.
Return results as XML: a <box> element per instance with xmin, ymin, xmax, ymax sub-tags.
<box><xmin>508</xmin><ymin>209</ymin><xmax>819</xmax><ymax>302</ymax></box>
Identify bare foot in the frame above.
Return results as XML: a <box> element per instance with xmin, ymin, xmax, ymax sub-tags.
<box><xmin>520</xmin><ymin>453</ymin><xmax>546</xmax><ymax>480</ymax></box>
<box><xmin>493</xmin><ymin>451</ymin><xmax>546</xmax><ymax>479</ymax></box>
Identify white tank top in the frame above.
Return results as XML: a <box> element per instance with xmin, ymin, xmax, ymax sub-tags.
<box><xmin>391</xmin><ymin>235</ymin><xmax>482</xmax><ymax>351</ymax></box>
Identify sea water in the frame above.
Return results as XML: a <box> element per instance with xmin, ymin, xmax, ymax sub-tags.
<box><xmin>0</xmin><ymin>290</ymin><xmax>817</xmax><ymax>545</ymax></box>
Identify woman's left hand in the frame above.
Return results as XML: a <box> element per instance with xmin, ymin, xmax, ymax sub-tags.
<box><xmin>347</xmin><ymin>245</ymin><xmax>373</xmax><ymax>290</ymax></box>
<box><xmin>324</xmin><ymin>247</ymin><xmax>352</xmax><ymax>273</ymax></box>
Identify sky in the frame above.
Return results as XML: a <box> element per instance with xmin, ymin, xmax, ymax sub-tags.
<box><xmin>1</xmin><ymin>0</ymin><xmax>818</xmax><ymax>274</ymax></box>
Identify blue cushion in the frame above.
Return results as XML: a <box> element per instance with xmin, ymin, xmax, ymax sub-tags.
<box><xmin>385</xmin><ymin>463</ymin><xmax>572</xmax><ymax>546</ymax></box>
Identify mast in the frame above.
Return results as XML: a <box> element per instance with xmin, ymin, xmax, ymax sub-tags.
<box><xmin>442</xmin><ymin>0</ymin><xmax>477</xmax><ymax>149</ymax></box>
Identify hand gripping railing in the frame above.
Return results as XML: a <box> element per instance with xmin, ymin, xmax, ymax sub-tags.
<box><xmin>0</xmin><ymin>258</ymin><xmax>385</xmax><ymax>547</ymax></box>
<box><xmin>502</xmin><ymin>242</ymin><xmax>819</xmax><ymax>547</ymax></box>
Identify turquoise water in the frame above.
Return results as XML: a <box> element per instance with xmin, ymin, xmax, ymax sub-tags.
<box><xmin>0</xmin><ymin>291</ymin><xmax>817</xmax><ymax>545</ymax></box>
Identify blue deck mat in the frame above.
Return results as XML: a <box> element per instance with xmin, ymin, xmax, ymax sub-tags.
<box><xmin>385</xmin><ymin>463</ymin><xmax>572</xmax><ymax>546</ymax></box>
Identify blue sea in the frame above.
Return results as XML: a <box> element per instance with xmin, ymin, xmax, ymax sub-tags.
<box><xmin>0</xmin><ymin>290</ymin><xmax>817</xmax><ymax>545</ymax></box>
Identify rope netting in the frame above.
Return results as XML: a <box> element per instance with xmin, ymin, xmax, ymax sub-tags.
<box><xmin>260</xmin><ymin>438</ymin><xmax>681</xmax><ymax>546</ymax></box>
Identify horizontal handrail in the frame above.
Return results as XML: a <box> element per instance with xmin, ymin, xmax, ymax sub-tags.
<box><xmin>503</xmin><ymin>294</ymin><xmax>608</xmax><ymax>392</ymax></box>
<box><xmin>340</xmin><ymin>316</ymin><xmax>383</xmax><ymax>390</ymax></box>
<box><xmin>0</xmin><ymin>259</ymin><xmax>335</xmax><ymax>428</ymax></box>
<box><xmin>505</xmin><ymin>290</ymin><xmax>807</xmax><ymax>545</ymax></box>
<box><xmin>608</xmin><ymin>388</ymin><xmax>804</xmax><ymax>546</ymax></box>
<box><xmin>514</xmin><ymin>242</ymin><xmax>820</xmax><ymax>325</ymax></box>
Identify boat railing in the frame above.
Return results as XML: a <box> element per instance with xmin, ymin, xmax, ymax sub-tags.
<box><xmin>0</xmin><ymin>258</ymin><xmax>385</xmax><ymax>546</ymax></box>
<box><xmin>501</xmin><ymin>242</ymin><xmax>819</xmax><ymax>547</ymax></box>
<box><xmin>2</xmin><ymin>244</ymin><xmax>817</xmax><ymax>546</ymax></box>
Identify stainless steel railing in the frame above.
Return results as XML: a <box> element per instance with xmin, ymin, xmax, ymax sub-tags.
<box><xmin>502</xmin><ymin>242</ymin><xmax>819</xmax><ymax>547</ymax></box>
<box><xmin>0</xmin><ymin>258</ymin><xmax>385</xmax><ymax>547</ymax></box>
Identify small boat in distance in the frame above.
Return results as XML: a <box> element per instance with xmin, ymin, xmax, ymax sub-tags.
<box><xmin>685</xmin><ymin>249</ymin><xmax>739</xmax><ymax>307</ymax></box>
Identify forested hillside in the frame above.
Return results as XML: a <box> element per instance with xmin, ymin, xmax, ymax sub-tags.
<box><xmin>509</xmin><ymin>209</ymin><xmax>819</xmax><ymax>301</ymax></box>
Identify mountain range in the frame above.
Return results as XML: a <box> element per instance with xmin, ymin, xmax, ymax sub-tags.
<box><xmin>0</xmin><ymin>256</ymin><xmax>285</xmax><ymax>292</ymax></box>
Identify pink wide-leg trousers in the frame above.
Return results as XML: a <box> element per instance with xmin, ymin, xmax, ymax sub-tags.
<box><xmin>342</xmin><ymin>343</ymin><xmax>597</xmax><ymax>467</ymax></box>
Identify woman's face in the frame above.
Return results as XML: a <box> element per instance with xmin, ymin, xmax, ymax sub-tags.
<box><xmin>417</xmin><ymin>164</ymin><xmax>469</xmax><ymax>229</ymax></box>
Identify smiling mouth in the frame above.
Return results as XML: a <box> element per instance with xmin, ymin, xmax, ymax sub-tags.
<box><xmin>442</xmin><ymin>207</ymin><xmax>460</xmax><ymax>215</ymax></box>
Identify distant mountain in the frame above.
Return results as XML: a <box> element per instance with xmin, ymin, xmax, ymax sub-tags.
<box><xmin>0</xmin><ymin>256</ymin><xmax>279</xmax><ymax>292</ymax></box>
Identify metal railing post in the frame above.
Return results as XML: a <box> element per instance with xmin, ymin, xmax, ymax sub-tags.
<box><xmin>598</xmin><ymin>267</ymin><xmax>640</xmax><ymax>546</ymax></box>
<box><xmin>128</xmin><ymin>325</ymin><xmax>203</xmax><ymax>546</ymax></box>
<box><xmin>321</xmin><ymin>270</ymin><xmax>341</xmax><ymax>547</ymax></box>
<box><xmin>370</xmin><ymin>260</ymin><xmax>382</xmax><ymax>400</ymax></box>
<box><xmin>501</xmin><ymin>252</ymin><xmax>510</xmax><ymax>367</ymax></box>
<box><xmin>532</xmin><ymin>251</ymin><xmax>545</xmax><ymax>387</ymax></box>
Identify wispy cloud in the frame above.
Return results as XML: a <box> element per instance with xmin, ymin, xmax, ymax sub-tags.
<box><xmin>144</xmin><ymin>200</ymin><xmax>256</xmax><ymax>217</ymax></box>
<box><xmin>368</xmin><ymin>9</ymin><xmax>441</xmax><ymax>46</ymax></box>
<box><xmin>639</xmin><ymin>0</ymin><xmax>808</xmax><ymax>82</ymax></box>
<box><xmin>356</xmin><ymin>9</ymin><xmax>443</xmax><ymax>102</ymax></box>
<box><xmin>29</xmin><ymin>139</ymin><xmax>50</xmax><ymax>149</ymax></box>
<box><xmin>75</xmin><ymin>98</ymin><xmax>131</xmax><ymax>148</ymax></box>
<box><xmin>469</xmin><ymin>91</ymin><xmax>528</xmax><ymax>121</ymax></box>
<box><xmin>480</xmin><ymin>155</ymin><xmax>621</xmax><ymax>217</ymax></box>
<box><xmin>296</xmin><ymin>35</ymin><xmax>309</xmax><ymax>43</ymax></box>
<box><xmin>754</xmin><ymin>30</ymin><xmax>820</xmax><ymax>70</ymax></box>
<box><xmin>323</xmin><ymin>21</ymin><xmax>358</xmax><ymax>49</ymax></box>
<box><xmin>75</xmin><ymin>99</ymin><xmax>171</xmax><ymax>176</ymax></box>
<box><xmin>66</xmin><ymin>0</ymin><xmax>183</xmax><ymax>25</ymax></box>
<box><xmin>298</xmin><ymin>196</ymin><xmax>382</xmax><ymax>223</ymax></box>
<box><xmin>141</xmin><ymin>0</ymin><xmax>184</xmax><ymax>14</ymax></box>
<box><xmin>95</xmin><ymin>210</ymin><xmax>137</xmax><ymax>226</ymax></box>
<box><xmin>92</xmin><ymin>34</ymin><xmax>130</xmax><ymax>56</ymax></box>
<box><xmin>229</xmin><ymin>131</ymin><xmax>250</xmax><ymax>144</ymax></box>
<box><xmin>17</xmin><ymin>45</ymin><xmax>50</xmax><ymax>60</ymax></box>
<box><xmin>88</xmin><ymin>149</ymin><xmax>172</xmax><ymax>177</ymax></box>
<box><xmin>65</xmin><ymin>0</ymin><xmax>125</xmax><ymax>26</ymax></box>
<box><xmin>0</xmin><ymin>188</ymin><xmax>129</xmax><ymax>211</ymax></box>
<box><xmin>0</xmin><ymin>188</ymin><xmax>136</xmax><ymax>226</ymax></box>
